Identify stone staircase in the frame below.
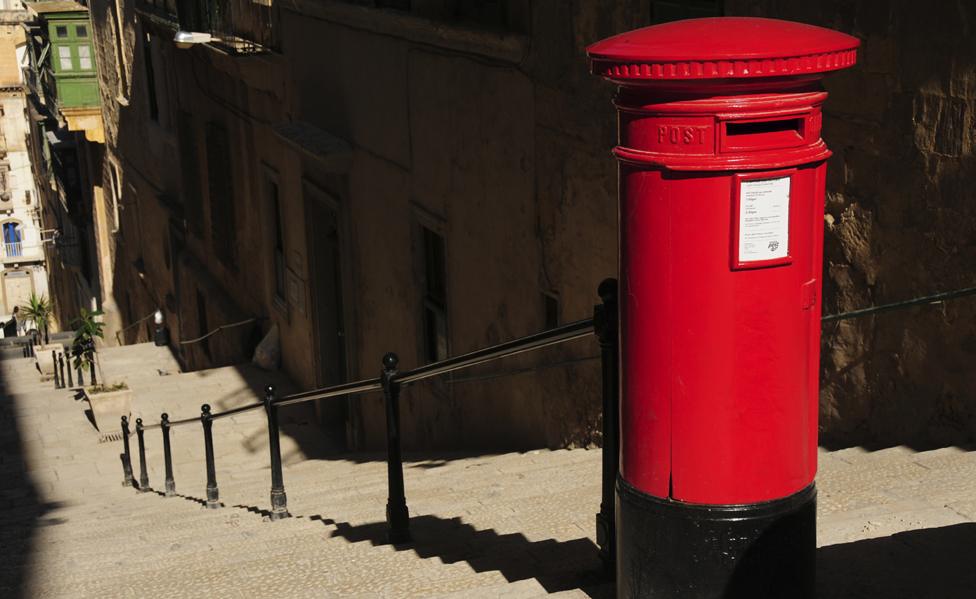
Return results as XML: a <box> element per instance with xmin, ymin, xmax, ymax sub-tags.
<box><xmin>2</xmin><ymin>343</ymin><xmax>976</xmax><ymax>598</ymax></box>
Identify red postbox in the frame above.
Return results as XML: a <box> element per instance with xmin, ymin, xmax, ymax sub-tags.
<box><xmin>587</xmin><ymin>17</ymin><xmax>858</xmax><ymax>598</ymax></box>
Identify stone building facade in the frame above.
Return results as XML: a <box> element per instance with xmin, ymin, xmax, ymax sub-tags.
<box><xmin>0</xmin><ymin>2</ymin><xmax>49</xmax><ymax>328</ymax></box>
<box><xmin>21</xmin><ymin>1</ymin><xmax>110</xmax><ymax>337</ymax></box>
<box><xmin>725</xmin><ymin>0</ymin><xmax>976</xmax><ymax>448</ymax></box>
<box><xmin>75</xmin><ymin>0</ymin><xmax>976</xmax><ymax>450</ymax></box>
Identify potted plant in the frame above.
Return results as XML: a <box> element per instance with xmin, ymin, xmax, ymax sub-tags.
<box><xmin>84</xmin><ymin>381</ymin><xmax>132</xmax><ymax>433</ymax></box>
<box><xmin>72</xmin><ymin>308</ymin><xmax>106</xmax><ymax>384</ymax></box>
<box><xmin>23</xmin><ymin>293</ymin><xmax>61</xmax><ymax>375</ymax></box>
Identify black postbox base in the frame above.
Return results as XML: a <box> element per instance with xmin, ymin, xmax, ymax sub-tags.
<box><xmin>616</xmin><ymin>477</ymin><xmax>815</xmax><ymax>599</ymax></box>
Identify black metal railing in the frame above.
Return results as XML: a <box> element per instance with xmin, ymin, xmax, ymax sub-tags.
<box><xmin>120</xmin><ymin>279</ymin><xmax>617</xmax><ymax>565</ymax></box>
<box><xmin>48</xmin><ymin>343</ymin><xmax>97</xmax><ymax>390</ymax></box>
<box><xmin>113</xmin><ymin>278</ymin><xmax>976</xmax><ymax>574</ymax></box>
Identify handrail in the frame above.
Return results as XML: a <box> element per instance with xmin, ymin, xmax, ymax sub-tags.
<box><xmin>138</xmin><ymin>318</ymin><xmax>595</xmax><ymax>428</ymax></box>
<box><xmin>117</xmin><ymin>278</ymin><xmax>619</xmax><ymax>563</ymax></box>
<box><xmin>821</xmin><ymin>285</ymin><xmax>976</xmax><ymax>322</ymax></box>
<box><xmin>396</xmin><ymin>318</ymin><xmax>594</xmax><ymax>385</ymax></box>
<box><xmin>275</xmin><ymin>378</ymin><xmax>383</xmax><ymax>408</ymax></box>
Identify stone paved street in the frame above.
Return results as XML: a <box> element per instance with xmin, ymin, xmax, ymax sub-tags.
<box><xmin>1</xmin><ymin>344</ymin><xmax>975</xmax><ymax>597</ymax></box>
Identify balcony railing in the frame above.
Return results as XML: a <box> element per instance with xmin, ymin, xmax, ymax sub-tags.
<box><xmin>4</xmin><ymin>241</ymin><xmax>22</xmax><ymax>257</ymax></box>
<box><xmin>176</xmin><ymin>0</ymin><xmax>277</xmax><ymax>54</ymax></box>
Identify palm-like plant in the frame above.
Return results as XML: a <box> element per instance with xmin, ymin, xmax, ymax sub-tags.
<box><xmin>72</xmin><ymin>308</ymin><xmax>105</xmax><ymax>381</ymax></box>
<box><xmin>21</xmin><ymin>293</ymin><xmax>53</xmax><ymax>344</ymax></box>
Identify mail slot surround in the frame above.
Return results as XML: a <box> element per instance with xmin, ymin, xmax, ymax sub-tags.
<box><xmin>721</xmin><ymin>115</ymin><xmax>806</xmax><ymax>152</ymax></box>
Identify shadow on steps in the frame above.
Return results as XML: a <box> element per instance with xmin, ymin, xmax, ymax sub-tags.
<box><xmin>328</xmin><ymin>514</ymin><xmax>612</xmax><ymax>597</ymax></box>
<box><xmin>817</xmin><ymin>523</ymin><xmax>976</xmax><ymax>599</ymax></box>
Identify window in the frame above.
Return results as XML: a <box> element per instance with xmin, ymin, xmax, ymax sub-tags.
<box><xmin>58</xmin><ymin>46</ymin><xmax>73</xmax><ymax>71</ymax></box>
<box><xmin>205</xmin><ymin>121</ymin><xmax>237</xmax><ymax>267</ymax></box>
<box><xmin>176</xmin><ymin>111</ymin><xmax>203</xmax><ymax>234</ymax></box>
<box><xmin>107</xmin><ymin>159</ymin><xmax>122</xmax><ymax>233</ymax></box>
<box><xmin>78</xmin><ymin>45</ymin><xmax>92</xmax><ymax>70</ymax></box>
<box><xmin>142</xmin><ymin>33</ymin><xmax>159</xmax><ymax>121</ymax></box>
<box><xmin>55</xmin><ymin>25</ymin><xmax>68</xmax><ymax>38</ymax></box>
<box><xmin>651</xmin><ymin>0</ymin><xmax>723</xmax><ymax>23</ymax></box>
<box><xmin>2</xmin><ymin>222</ymin><xmax>22</xmax><ymax>257</ymax></box>
<box><xmin>421</xmin><ymin>226</ymin><xmax>448</xmax><ymax>363</ymax></box>
<box><xmin>264</xmin><ymin>171</ymin><xmax>286</xmax><ymax>302</ymax></box>
<box><xmin>76</xmin><ymin>25</ymin><xmax>88</xmax><ymax>38</ymax></box>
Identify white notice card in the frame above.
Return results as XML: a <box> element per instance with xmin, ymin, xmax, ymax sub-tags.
<box><xmin>738</xmin><ymin>176</ymin><xmax>790</xmax><ymax>263</ymax></box>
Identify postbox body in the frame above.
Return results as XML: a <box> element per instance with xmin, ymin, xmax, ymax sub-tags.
<box><xmin>589</xmin><ymin>17</ymin><xmax>858</xmax><ymax>598</ymax></box>
<box><xmin>618</xmin><ymin>84</ymin><xmax>831</xmax><ymax>506</ymax></box>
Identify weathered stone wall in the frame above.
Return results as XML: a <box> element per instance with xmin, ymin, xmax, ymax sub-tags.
<box><xmin>89</xmin><ymin>0</ymin><xmax>976</xmax><ymax>451</ymax></box>
<box><xmin>727</xmin><ymin>1</ymin><xmax>976</xmax><ymax>448</ymax></box>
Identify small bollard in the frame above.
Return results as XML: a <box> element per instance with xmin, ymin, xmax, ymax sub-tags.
<box><xmin>201</xmin><ymin>404</ymin><xmax>220</xmax><ymax>509</ymax></box>
<box><xmin>264</xmin><ymin>385</ymin><xmax>290</xmax><ymax>520</ymax></box>
<box><xmin>136</xmin><ymin>418</ymin><xmax>151</xmax><ymax>492</ymax></box>
<box><xmin>161</xmin><ymin>413</ymin><xmax>176</xmax><ymax>497</ymax></box>
<box><xmin>121</xmin><ymin>416</ymin><xmax>135</xmax><ymax>487</ymax></box>
<box><xmin>381</xmin><ymin>352</ymin><xmax>410</xmax><ymax>543</ymax></box>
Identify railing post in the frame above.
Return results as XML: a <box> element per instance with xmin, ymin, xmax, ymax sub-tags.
<box><xmin>120</xmin><ymin>415</ymin><xmax>135</xmax><ymax>487</ymax></box>
<box><xmin>76</xmin><ymin>349</ymin><xmax>85</xmax><ymax>387</ymax></box>
<box><xmin>136</xmin><ymin>418</ymin><xmax>151</xmax><ymax>492</ymax></box>
<box><xmin>594</xmin><ymin>278</ymin><xmax>619</xmax><ymax>572</ymax></box>
<box><xmin>88</xmin><ymin>345</ymin><xmax>97</xmax><ymax>385</ymax></box>
<box><xmin>65</xmin><ymin>347</ymin><xmax>73</xmax><ymax>388</ymax></box>
<box><xmin>201</xmin><ymin>404</ymin><xmax>220</xmax><ymax>509</ymax></box>
<box><xmin>51</xmin><ymin>350</ymin><xmax>60</xmax><ymax>388</ymax></box>
<box><xmin>58</xmin><ymin>352</ymin><xmax>66</xmax><ymax>389</ymax></box>
<box><xmin>161</xmin><ymin>413</ymin><xmax>176</xmax><ymax>497</ymax></box>
<box><xmin>381</xmin><ymin>352</ymin><xmax>411</xmax><ymax>544</ymax></box>
<box><xmin>264</xmin><ymin>385</ymin><xmax>290</xmax><ymax>520</ymax></box>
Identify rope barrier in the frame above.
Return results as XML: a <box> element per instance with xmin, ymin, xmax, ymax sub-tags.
<box><xmin>114</xmin><ymin>311</ymin><xmax>157</xmax><ymax>345</ymax></box>
<box><xmin>179</xmin><ymin>318</ymin><xmax>258</xmax><ymax>345</ymax></box>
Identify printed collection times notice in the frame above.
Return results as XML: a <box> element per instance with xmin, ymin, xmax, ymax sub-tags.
<box><xmin>738</xmin><ymin>176</ymin><xmax>790</xmax><ymax>263</ymax></box>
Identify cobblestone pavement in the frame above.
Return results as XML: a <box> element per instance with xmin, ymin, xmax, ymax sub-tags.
<box><xmin>1</xmin><ymin>344</ymin><xmax>974</xmax><ymax>598</ymax></box>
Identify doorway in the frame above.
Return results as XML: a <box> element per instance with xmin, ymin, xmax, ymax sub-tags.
<box><xmin>304</xmin><ymin>182</ymin><xmax>348</xmax><ymax>443</ymax></box>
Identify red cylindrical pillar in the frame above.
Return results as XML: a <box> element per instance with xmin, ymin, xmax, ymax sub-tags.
<box><xmin>587</xmin><ymin>17</ymin><xmax>859</xmax><ymax>598</ymax></box>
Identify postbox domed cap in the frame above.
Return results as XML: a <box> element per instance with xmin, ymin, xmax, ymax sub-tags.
<box><xmin>588</xmin><ymin>17</ymin><xmax>859</xmax><ymax>83</ymax></box>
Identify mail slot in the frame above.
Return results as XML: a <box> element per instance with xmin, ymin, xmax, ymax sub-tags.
<box><xmin>587</xmin><ymin>16</ymin><xmax>859</xmax><ymax>599</ymax></box>
<box><xmin>722</xmin><ymin>116</ymin><xmax>806</xmax><ymax>152</ymax></box>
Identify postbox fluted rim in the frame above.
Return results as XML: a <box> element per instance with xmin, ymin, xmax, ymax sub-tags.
<box><xmin>587</xmin><ymin>17</ymin><xmax>859</xmax><ymax>83</ymax></box>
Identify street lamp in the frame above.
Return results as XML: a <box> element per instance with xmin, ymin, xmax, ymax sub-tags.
<box><xmin>153</xmin><ymin>309</ymin><xmax>169</xmax><ymax>347</ymax></box>
<box><xmin>173</xmin><ymin>31</ymin><xmax>218</xmax><ymax>49</ymax></box>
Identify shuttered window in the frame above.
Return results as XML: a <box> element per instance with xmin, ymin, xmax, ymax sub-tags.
<box><xmin>176</xmin><ymin>111</ymin><xmax>203</xmax><ymax>235</ymax></box>
<box><xmin>205</xmin><ymin>121</ymin><xmax>237</xmax><ymax>268</ymax></box>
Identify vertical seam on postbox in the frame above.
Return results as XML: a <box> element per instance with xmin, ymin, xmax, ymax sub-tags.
<box><xmin>667</xmin><ymin>179</ymin><xmax>675</xmax><ymax>500</ymax></box>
